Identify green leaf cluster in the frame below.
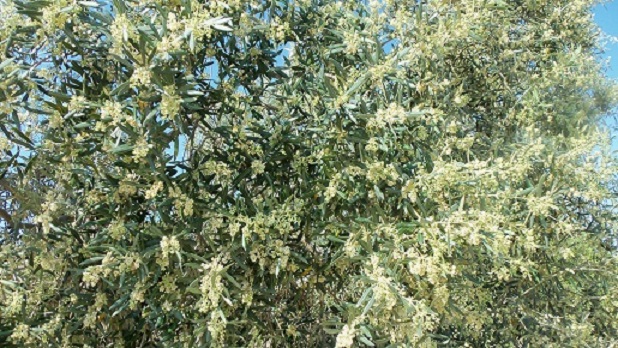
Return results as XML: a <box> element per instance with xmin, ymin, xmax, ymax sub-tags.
<box><xmin>1</xmin><ymin>0</ymin><xmax>618</xmax><ymax>347</ymax></box>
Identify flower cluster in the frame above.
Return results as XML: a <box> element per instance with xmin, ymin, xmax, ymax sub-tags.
<box><xmin>157</xmin><ymin>236</ymin><xmax>180</xmax><ymax>269</ymax></box>
<box><xmin>1</xmin><ymin>0</ymin><xmax>618</xmax><ymax>346</ymax></box>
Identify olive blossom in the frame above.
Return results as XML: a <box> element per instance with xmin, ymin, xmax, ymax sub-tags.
<box><xmin>1</xmin><ymin>0</ymin><xmax>618</xmax><ymax>347</ymax></box>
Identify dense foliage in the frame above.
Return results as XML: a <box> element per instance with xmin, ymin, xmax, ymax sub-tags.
<box><xmin>1</xmin><ymin>0</ymin><xmax>618</xmax><ymax>346</ymax></box>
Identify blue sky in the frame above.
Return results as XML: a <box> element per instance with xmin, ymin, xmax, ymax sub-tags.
<box><xmin>594</xmin><ymin>1</ymin><xmax>618</xmax><ymax>150</ymax></box>
<box><xmin>594</xmin><ymin>1</ymin><xmax>618</xmax><ymax>79</ymax></box>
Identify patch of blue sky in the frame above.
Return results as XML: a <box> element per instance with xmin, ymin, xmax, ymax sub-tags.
<box><xmin>594</xmin><ymin>1</ymin><xmax>618</xmax><ymax>79</ymax></box>
<box><xmin>593</xmin><ymin>1</ymin><xmax>618</xmax><ymax>150</ymax></box>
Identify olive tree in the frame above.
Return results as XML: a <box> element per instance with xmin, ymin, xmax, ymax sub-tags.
<box><xmin>1</xmin><ymin>0</ymin><xmax>618</xmax><ymax>347</ymax></box>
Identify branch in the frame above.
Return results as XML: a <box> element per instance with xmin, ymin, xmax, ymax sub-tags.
<box><xmin>0</xmin><ymin>207</ymin><xmax>12</xmax><ymax>226</ymax></box>
<box><xmin>0</xmin><ymin>179</ymin><xmax>13</xmax><ymax>194</ymax></box>
<box><xmin>0</xmin><ymin>207</ymin><xmax>36</xmax><ymax>230</ymax></box>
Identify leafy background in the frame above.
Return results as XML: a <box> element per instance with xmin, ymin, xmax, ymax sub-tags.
<box><xmin>1</xmin><ymin>0</ymin><xmax>618</xmax><ymax>347</ymax></box>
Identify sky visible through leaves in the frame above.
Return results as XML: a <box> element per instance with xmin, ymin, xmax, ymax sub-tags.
<box><xmin>594</xmin><ymin>1</ymin><xmax>618</xmax><ymax>150</ymax></box>
<box><xmin>595</xmin><ymin>1</ymin><xmax>618</xmax><ymax>79</ymax></box>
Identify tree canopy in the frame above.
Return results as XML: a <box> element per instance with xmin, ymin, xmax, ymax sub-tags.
<box><xmin>1</xmin><ymin>0</ymin><xmax>618</xmax><ymax>346</ymax></box>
